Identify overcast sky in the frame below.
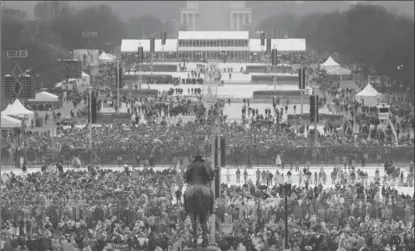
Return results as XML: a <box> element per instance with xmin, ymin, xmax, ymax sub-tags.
<box><xmin>2</xmin><ymin>1</ymin><xmax>413</xmax><ymax>22</ymax></box>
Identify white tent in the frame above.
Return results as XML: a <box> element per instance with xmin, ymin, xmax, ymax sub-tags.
<box><xmin>327</xmin><ymin>67</ymin><xmax>351</xmax><ymax>75</ymax></box>
<box><xmin>320</xmin><ymin>56</ymin><xmax>340</xmax><ymax>71</ymax></box>
<box><xmin>99</xmin><ymin>52</ymin><xmax>115</xmax><ymax>63</ymax></box>
<box><xmin>1</xmin><ymin>99</ymin><xmax>34</xmax><ymax>122</ymax></box>
<box><xmin>1</xmin><ymin>114</ymin><xmax>22</xmax><ymax>128</ymax></box>
<box><xmin>81</xmin><ymin>71</ymin><xmax>90</xmax><ymax>86</ymax></box>
<box><xmin>55</xmin><ymin>79</ymin><xmax>79</xmax><ymax>90</ymax></box>
<box><xmin>327</xmin><ymin>67</ymin><xmax>352</xmax><ymax>80</ymax></box>
<box><xmin>28</xmin><ymin>91</ymin><xmax>59</xmax><ymax>102</ymax></box>
<box><xmin>355</xmin><ymin>83</ymin><xmax>383</xmax><ymax>107</ymax></box>
<box><xmin>107</xmin><ymin>53</ymin><xmax>116</xmax><ymax>60</ymax></box>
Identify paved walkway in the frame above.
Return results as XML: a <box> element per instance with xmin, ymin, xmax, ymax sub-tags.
<box><xmin>2</xmin><ymin>164</ymin><xmax>412</xmax><ymax>194</ymax></box>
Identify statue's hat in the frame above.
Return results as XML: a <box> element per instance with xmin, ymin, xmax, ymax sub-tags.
<box><xmin>193</xmin><ymin>146</ymin><xmax>206</xmax><ymax>162</ymax></box>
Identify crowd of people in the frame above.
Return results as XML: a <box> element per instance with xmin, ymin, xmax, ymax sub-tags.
<box><xmin>1</xmin><ymin>164</ymin><xmax>413</xmax><ymax>251</ymax></box>
<box><xmin>2</xmin><ymin>51</ymin><xmax>415</xmax><ymax>251</ymax></box>
<box><xmin>313</xmin><ymin>73</ymin><xmax>414</xmax><ymax>147</ymax></box>
<box><xmin>1</xmin><ymin>110</ymin><xmax>414</xmax><ymax>172</ymax></box>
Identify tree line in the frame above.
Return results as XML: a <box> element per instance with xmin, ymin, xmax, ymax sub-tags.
<box><xmin>1</xmin><ymin>1</ymin><xmax>173</xmax><ymax>78</ymax></box>
<box><xmin>259</xmin><ymin>4</ymin><xmax>414</xmax><ymax>94</ymax></box>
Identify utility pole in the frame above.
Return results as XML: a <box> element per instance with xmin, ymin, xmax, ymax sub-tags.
<box><xmin>0</xmin><ymin>14</ymin><xmax>3</xmax><ymax>227</ymax></box>
<box><xmin>150</xmin><ymin>36</ymin><xmax>155</xmax><ymax>85</ymax></box>
<box><xmin>210</xmin><ymin>100</ymin><xmax>221</xmax><ymax>245</ymax></box>
<box><xmin>204</xmin><ymin>63</ymin><xmax>220</xmax><ymax>246</ymax></box>
<box><xmin>300</xmin><ymin>63</ymin><xmax>304</xmax><ymax>116</ymax></box>
<box><xmin>82</xmin><ymin>31</ymin><xmax>97</xmax><ymax>163</ymax></box>
<box><xmin>284</xmin><ymin>183</ymin><xmax>289</xmax><ymax>250</ymax></box>
<box><xmin>87</xmin><ymin>86</ymin><xmax>93</xmax><ymax>164</ymax></box>
<box><xmin>116</xmin><ymin>59</ymin><xmax>120</xmax><ymax>113</ymax></box>
<box><xmin>314</xmin><ymin>96</ymin><xmax>318</xmax><ymax>145</ymax></box>
<box><xmin>81</xmin><ymin>31</ymin><xmax>98</xmax><ymax>93</ymax></box>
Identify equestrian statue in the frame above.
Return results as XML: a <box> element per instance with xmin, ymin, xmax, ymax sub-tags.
<box><xmin>183</xmin><ymin>154</ymin><xmax>215</xmax><ymax>248</ymax></box>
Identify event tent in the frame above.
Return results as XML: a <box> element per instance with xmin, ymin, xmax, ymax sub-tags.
<box><xmin>1</xmin><ymin>99</ymin><xmax>34</xmax><ymax>122</ymax></box>
<box><xmin>54</xmin><ymin>72</ymin><xmax>89</xmax><ymax>89</ymax></box>
<box><xmin>320</xmin><ymin>56</ymin><xmax>340</xmax><ymax>71</ymax></box>
<box><xmin>81</xmin><ymin>71</ymin><xmax>90</xmax><ymax>86</ymax></box>
<box><xmin>355</xmin><ymin>83</ymin><xmax>383</xmax><ymax>107</ymax></box>
<box><xmin>107</xmin><ymin>53</ymin><xmax>116</xmax><ymax>60</ymax></box>
<box><xmin>99</xmin><ymin>52</ymin><xmax>115</xmax><ymax>63</ymax></box>
<box><xmin>1</xmin><ymin>114</ymin><xmax>22</xmax><ymax>128</ymax></box>
<box><xmin>327</xmin><ymin>67</ymin><xmax>351</xmax><ymax>75</ymax></box>
<box><xmin>327</xmin><ymin>67</ymin><xmax>352</xmax><ymax>80</ymax></box>
<box><xmin>55</xmin><ymin>79</ymin><xmax>79</xmax><ymax>90</ymax></box>
<box><xmin>28</xmin><ymin>91</ymin><xmax>59</xmax><ymax>102</ymax></box>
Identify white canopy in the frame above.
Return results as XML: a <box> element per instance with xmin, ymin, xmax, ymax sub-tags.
<box><xmin>320</xmin><ymin>56</ymin><xmax>340</xmax><ymax>71</ymax></box>
<box><xmin>327</xmin><ymin>67</ymin><xmax>351</xmax><ymax>75</ymax></box>
<box><xmin>1</xmin><ymin>114</ymin><xmax>22</xmax><ymax>128</ymax></box>
<box><xmin>99</xmin><ymin>52</ymin><xmax>115</xmax><ymax>63</ymax></box>
<box><xmin>107</xmin><ymin>53</ymin><xmax>116</xmax><ymax>60</ymax></box>
<box><xmin>28</xmin><ymin>91</ymin><xmax>59</xmax><ymax>102</ymax></box>
<box><xmin>81</xmin><ymin>71</ymin><xmax>90</xmax><ymax>86</ymax></box>
<box><xmin>355</xmin><ymin>83</ymin><xmax>383</xmax><ymax>107</ymax></box>
<box><xmin>1</xmin><ymin>99</ymin><xmax>34</xmax><ymax>122</ymax></box>
<box><xmin>55</xmin><ymin>79</ymin><xmax>79</xmax><ymax>90</ymax></box>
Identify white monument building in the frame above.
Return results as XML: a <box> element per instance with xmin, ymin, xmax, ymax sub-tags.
<box><xmin>180</xmin><ymin>1</ymin><xmax>252</xmax><ymax>31</ymax></box>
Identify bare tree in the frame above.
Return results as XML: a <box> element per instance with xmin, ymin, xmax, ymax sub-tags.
<box><xmin>34</xmin><ymin>1</ymin><xmax>70</xmax><ymax>21</ymax></box>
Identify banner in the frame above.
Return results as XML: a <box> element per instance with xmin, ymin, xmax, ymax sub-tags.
<box><xmin>108</xmin><ymin>243</ymin><xmax>130</xmax><ymax>251</ymax></box>
<box><xmin>73</xmin><ymin>49</ymin><xmax>99</xmax><ymax>68</ymax></box>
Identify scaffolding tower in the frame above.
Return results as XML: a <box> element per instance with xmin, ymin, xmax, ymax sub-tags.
<box><xmin>202</xmin><ymin>61</ymin><xmax>221</xmax><ymax>245</ymax></box>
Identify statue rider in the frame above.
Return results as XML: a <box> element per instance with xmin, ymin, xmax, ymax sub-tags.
<box><xmin>183</xmin><ymin>155</ymin><xmax>215</xmax><ymax>214</ymax></box>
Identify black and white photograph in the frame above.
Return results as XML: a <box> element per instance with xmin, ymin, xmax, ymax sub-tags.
<box><xmin>0</xmin><ymin>1</ymin><xmax>414</xmax><ymax>251</ymax></box>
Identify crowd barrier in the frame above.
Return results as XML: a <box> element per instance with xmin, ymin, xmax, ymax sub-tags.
<box><xmin>3</xmin><ymin>146</ymin><xmax>414</xmax><ymax>167</ymax></box>
<box><xmin>137</xmin><ymin>64</ymin><xmax>178</xmax><ymax>72</ymax></box>
<box><xmin>251</xmin><ymin>75</ymin><xmax>297</xmax><ymax>83</ymax></box>
<box><xmin>246</xmin><ymin>65</ymin><xmax>293</xmax><ymax>74</ymax></box>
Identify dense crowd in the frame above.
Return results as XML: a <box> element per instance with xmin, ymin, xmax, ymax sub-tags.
<box><xmin>2</xmin><ymin>55</ymin><xmax>415</xmax><ymax>251</ymax></box>
<box><xmin>1</xmin><ymin>165</ymin><xmax>414</xmax><ymax>251</ymax></box>
<box><xmin>2</xmin><ymin>97</ymin><xmax>414</xmax><ymax>168</ymax></box>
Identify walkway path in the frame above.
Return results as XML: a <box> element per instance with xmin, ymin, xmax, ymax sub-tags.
<box><xmin>2</xmin><ymin>164</ymin><xmax>412</xmax><ymax>196</ymax></box>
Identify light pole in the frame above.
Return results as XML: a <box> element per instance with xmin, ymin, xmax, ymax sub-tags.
<box><xmin>203</xmin><ymin>71</ymin><xmax>220</xmax><ymax>246</ymax></box>
<box><xmin>386</xmin><ymin>83</ymin><xmax>392</xmax><ymax>104</ymax></box>
<box><xmin>360</xmin><ymin>63</ymin><xmax>365</xmax><ymax>87</ymax></box>
<box><xmin>88</xmin><ymin>86</ymin><xmax>93</xmax><ymax>164</ymax></box>
<box><xmin>396</xmin><ymin>64</ymin><xmax>404</xmax><ymax>93</ymax></box>
<box><xmin>300</xmin><ymin>62</ymin><xmax>304</xmax><ymax>116</ymax></box>
<box><xmin>116</xmin><ymin>59</ymin><xmax>120</xmax><ymax>113</ymax></box>
<box><xmin>0</xmin><ymin>13</ymin><xmax>3</xmax><ymax>229</ymax></box>
<box><xmin>284</xmin><ymin>182</ymin><xmax>291</xmax><ymax>251</ymax></box>
<box><xmin>22</xmin><ymin>115</ymin><xmax>28</xmax><ymax>164</ymax></box>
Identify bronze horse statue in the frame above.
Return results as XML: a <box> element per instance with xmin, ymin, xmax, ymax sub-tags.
<box><xmin>183</xmin><ymin>155</ymin><xmax>215</xmax><ymax>247</ymax></box>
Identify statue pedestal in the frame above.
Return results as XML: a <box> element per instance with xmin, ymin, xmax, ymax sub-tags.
<box><xmin>184</xmin><ymin>246</ymin><xmax>221</xmax><ymax>251</ymax></box>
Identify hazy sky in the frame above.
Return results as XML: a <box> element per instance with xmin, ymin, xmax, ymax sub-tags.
<box><xmin>2</xmin><ymin>1</ymin><xmax>413</xmax><ymax>22</ymax></box>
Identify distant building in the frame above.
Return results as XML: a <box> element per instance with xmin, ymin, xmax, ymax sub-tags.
<box><xmin>180</xmin><ymin>1</ymin><xmax>252</xmax><ymax>31</ymax></box>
